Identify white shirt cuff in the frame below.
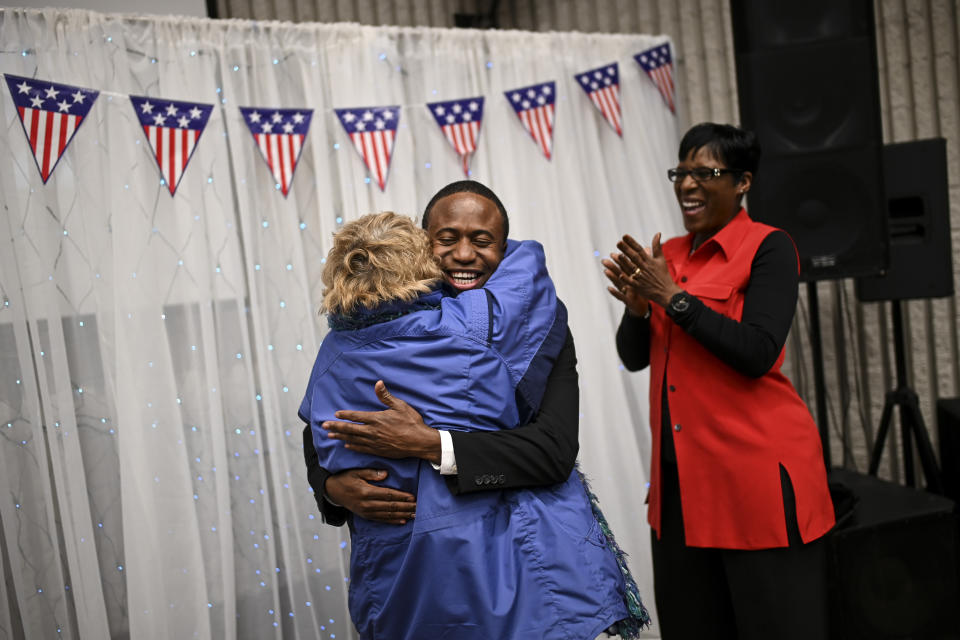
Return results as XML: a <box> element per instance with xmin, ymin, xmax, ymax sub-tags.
<box><xmin>431</xmin><ymin>430</ymin><xmax>458</xmax><ymax>475</ymax></box>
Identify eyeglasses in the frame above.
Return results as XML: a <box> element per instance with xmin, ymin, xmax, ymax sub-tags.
<box><xmin>667</xmin><ymin>167</ymin><xmax>740</xmax><ymax>183</ymax></box>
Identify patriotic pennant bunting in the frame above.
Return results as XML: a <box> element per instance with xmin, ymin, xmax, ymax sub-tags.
<box><xmin>635</xmin><ymin>44</ymin><xmax>675</xmax><ymax>114</ymax></box>
<box><xmin>426</xmin><ymin>96</ymin><xmax>484</xmax><ymax>177</ymax></box>
<box><xmin>4</xmin><ymin>73</ymin><xmax>99</xmax><ymax>183</ymax></box>
<box><xmin>129</xmin><ymin>95</ymin><xmax>213</xmax><ymax>196</ymax></box>
<box><xmin>7</xmin><ymin>53</ymin><xmax>682</xmax><ymax>191</ymax></box>
<box><xmin>239</xmin><ymin>107</ymin><xmax>313</xmax><ymax>197</ymax></box>
<box><xmin>574</xmin><ymin>63</ymin><xmax>622</xmax><ymax>136</ymax></box>
<box><xmin>334</xmin><ymin>105</ymin><xmax>399</xmax><ymax>191</ymax></box>
<box><xmin>504</xmin><ymin>82</ymin><xmax>556</xmax><ymax>161</ymax></box>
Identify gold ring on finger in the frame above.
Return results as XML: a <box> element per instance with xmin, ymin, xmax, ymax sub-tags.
<box><xmin>633</xmin><ymin>267</ymin><xmax>642</xmax><ymax>277</ymax></box>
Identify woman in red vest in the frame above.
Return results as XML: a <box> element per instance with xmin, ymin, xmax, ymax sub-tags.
<box><xmin>603</xmin><ymin>123</ymin><xmax>835</xmax><ymax>639</ymax></box>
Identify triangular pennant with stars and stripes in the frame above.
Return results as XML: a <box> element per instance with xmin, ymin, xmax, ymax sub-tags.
<box><xmin>334</xmin><ymin>105</ymin><xmax>400</xmax><ymax>191</ymax></box>
<box><xmin>426</xmin><ymin>96</ymin><xmax>484</xmax><ymax>177</ymax></box>
<box><xmin>4</xmin><ymin>73</ymin><xmax>99</xmax><ymax>183</ymax></box>
<box><xmin>504</xmin><ymin>81</ymin><xmax>556</xmax><ymax>161</ymax></box>
<box><xmin>635</xmin><ymin>43</ymin><xmax>676</xmax><ymax>114</ymax></box>
<box><xmin>574</xmin><ymin>63</ymin><xmax>622</xmax><ymax>136</ymax></box>
<box><xmin>129</xmin><ymin>95</ymin><xmax>213</xmax><ymax>196</ymax></box>
<box><xmin>239</xmin><ymin>106</ymin><xmax>313</xmax><ymax>197</ymax></box>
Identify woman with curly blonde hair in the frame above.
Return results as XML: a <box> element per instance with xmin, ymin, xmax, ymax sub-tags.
<box><xmin>301</xmin><ymin>210</ymin><xmax>634</xmax><ymax>639</ymax></box>
<box><xmin>320</xmin><ymin>211</ymin><xmax>442</xmax><ymax>316</ymax></box>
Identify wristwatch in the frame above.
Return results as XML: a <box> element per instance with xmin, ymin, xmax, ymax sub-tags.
<box><xmin>668</xmin><ymin>291</ymin><xmax>691</xmax><ymax>315</ymax></box>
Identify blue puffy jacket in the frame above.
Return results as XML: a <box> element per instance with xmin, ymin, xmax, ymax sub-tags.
<box><xmin>300</xmin><ymin>240</ymin><xmax>628</xmax><ymax>639</ymax></box>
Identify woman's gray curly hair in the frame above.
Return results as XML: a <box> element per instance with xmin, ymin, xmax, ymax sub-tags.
<box><xmin>321</xmin><ymin>211</ymin><xmax>443</xmax><ymax>315</ymax></box>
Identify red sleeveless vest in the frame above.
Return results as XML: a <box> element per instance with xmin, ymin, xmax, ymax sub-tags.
<box><xmin>648</xmin><ymin>209</ymin><xmax>835</xmax><ymax>549</ymax></box>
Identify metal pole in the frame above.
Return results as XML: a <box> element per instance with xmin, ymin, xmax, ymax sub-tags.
<box><xmin>891</xmin><ymin>300</ymin><xmax>915</xmax><ymax>485</ymax></box>
<box><xmin>807</xmin><ymin>281</ymin><xmax>832</xmax><ymax>469</ymax></box>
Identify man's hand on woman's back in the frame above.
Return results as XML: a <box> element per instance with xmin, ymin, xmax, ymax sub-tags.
<box><xmin>324</xmin><ymin>468</ymin><xmax>417</xmax><ymax>525</ymax></box>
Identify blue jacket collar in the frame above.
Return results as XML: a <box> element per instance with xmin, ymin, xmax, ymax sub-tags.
<box><xmin>328</xmin><ymin>287</ymin><xmax>445</xmax><ymax>331</ymax></box>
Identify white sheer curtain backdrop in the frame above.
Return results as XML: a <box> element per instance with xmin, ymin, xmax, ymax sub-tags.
<box><xmin>0</xmin><ymin>8</ymin><xmax>681</xmax><ymax>639</ymax></box>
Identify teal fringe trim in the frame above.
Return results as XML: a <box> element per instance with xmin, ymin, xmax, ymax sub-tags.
<box><xmin>576</xmin><ymin>464</ymin><xmax>651</xmax><ymax>638</ymax></box>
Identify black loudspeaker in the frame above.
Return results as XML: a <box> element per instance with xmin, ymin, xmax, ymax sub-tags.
<box><xmin>827</xmin><ymin>468</ymin><xmax>960</xmax><ymax>639</ymax></box>
<box><xmin>855</xmin><ymin>139</ymin><xmax>954</xmax><ymax>301</ymax></box>
<box><xmin>938</xmin><ymin>398</ymin><xmax>960</xmax><ymax>507</ymax></box>
<box><xmin>731</xmin><ymin>0</ymin><xmax>888</xmax><ymax>280</ymax></box>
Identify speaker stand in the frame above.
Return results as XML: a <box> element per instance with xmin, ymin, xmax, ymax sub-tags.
<box><xmin>807</xmin><ymin>282</ymin><xmax>832</xmax><ymax>468</ymax></box>
<box><xmin>867</xmin><ymin>300</ymin><xmax>943</xmax><ymax>492</ymax></box>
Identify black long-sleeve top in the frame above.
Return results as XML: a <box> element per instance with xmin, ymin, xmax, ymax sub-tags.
<box><xmin>302</xmin><ymin>329</ymin><xmax>580</xmax><ymax>525</ymax></box>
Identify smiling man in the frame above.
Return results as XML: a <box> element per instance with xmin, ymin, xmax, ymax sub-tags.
<box><xmin>301</xmin><ymin>180</ymin><xmax>580</xmax><ymax>525</ymax></box>
<box><xmin>425</xmin><ymin>182</ymin><xmax>507</xmax><ymax>291</ymax></box>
